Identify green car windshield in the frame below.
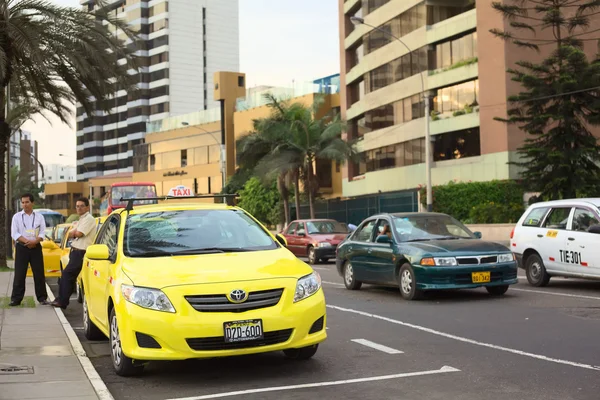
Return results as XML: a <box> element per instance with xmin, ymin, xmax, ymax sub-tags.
<box><xmin>392</xmin><ymin>215</ymin><xmax>475</xmax><ymax>241</ymax></box>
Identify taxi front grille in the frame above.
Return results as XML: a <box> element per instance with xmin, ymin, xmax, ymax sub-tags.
<box><xmin>456</xmin><ymin>255</ymin><xmax>498</xmax><ymax>265</ymax></box>
<box><xmin>185</xmin><ymin>288</ymin><xmax>284</xmax><ymax>313</ymax></box>
<box><xmin>186</xmin><ymin>329</ymin><xmax>293</xmax><ymax>351</ymax></box>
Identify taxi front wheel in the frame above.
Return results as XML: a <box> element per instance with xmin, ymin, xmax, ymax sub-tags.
<box><xmin>283</xmin><ymin>344</ymin><xmax>318</xmax><ymax>360</ymax></box>
<box><xmin>526</xmin><ymin>254</ymin><xmax>551</xmax><ymax>287</ymax></box>
<box><xmin>110</xmin><ymin>309</ymin><xmax>145</xmax><ymax>377</ymax></box>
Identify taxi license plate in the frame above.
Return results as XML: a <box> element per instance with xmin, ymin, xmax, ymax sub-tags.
<box><xmin>224</xmin><ymin>319</ymin><xmax>264</xmax><ymax>343</ymax></box>
<box><xmin>472</xmin><ymin>271</ymin><xmax>491</xmax><ymax>283</ymax></box>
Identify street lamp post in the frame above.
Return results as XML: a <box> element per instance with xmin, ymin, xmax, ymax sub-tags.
<box><xmin>350</xmin><ymin>16</ymin><xmax>433</xmax><ymax>212</ymax></box>
<box><xmin>181</xmin><ymin>122</ymin><xmax>226</xmax><ymax>201</ymax></box>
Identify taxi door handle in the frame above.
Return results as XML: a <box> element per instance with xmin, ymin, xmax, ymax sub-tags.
<box><xmin>568</xmin><ymin>237</ymin><xmax>575</xmax><ymax>241</ymax></box>
<box><xmin>537</xmin><ymin>234</ymin><xmax>543</xmax><ymax>238</ymax></box>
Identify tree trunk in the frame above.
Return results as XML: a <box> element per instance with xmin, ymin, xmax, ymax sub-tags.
<box><xmin>293</xmin><ymin>169</ymin><xmax>301</xmax><ymax>220</ymax></box>
<box><xmin>277</xmin><ymin>172</ymin><xmax>290</xmax><ymax>226</ymax></box>
<box><xmin>0</xmin><ymin>88</ymin><xmax>8</xmax><ymax>268</ymax></box>
<box><xmin>307</xmin><ymin>160</ymin><xmax>315</xmax><ymax>219</ymax></box>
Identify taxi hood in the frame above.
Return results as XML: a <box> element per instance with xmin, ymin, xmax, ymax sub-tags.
<box><xmin>120</xmin><ymin>248</ymin><xmax>313</xmax><ymax>289</ymax></box>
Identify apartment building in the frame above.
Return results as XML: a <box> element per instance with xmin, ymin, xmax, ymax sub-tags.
<box><xmin>338</xmin><ymin>0</ymin><xmax>600</xmax><ymax>199</ymax></box>
<box><xmin>41</xmin><ymin>164</ymin><xmax>77</xmax><ymax>185</ymax></box>
<box><xmin>76</xmin><ymin>0</ymin><xmax>239</xmax><ymax>181</ymax></box>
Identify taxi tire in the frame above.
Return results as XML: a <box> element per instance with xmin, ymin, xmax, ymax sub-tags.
<box><xmin>110</xmin><ymin>309</ymin><xmax>145</xmax><ymax>377</ymax></box>
<box><xmin>525</xmin><ymin>253</ymin><xmax>551</xmax><ymax>287</ymax></box>
<box><xmin>399</xmin><ymin>264</ymin><xmax>423</xmax><ymax>301</ymax></box>
<box><xmin>76</xmin><ymin>281</ymin><xmax>83</xmax><ymax>304</ymax></box>
<box><xmin>343</xmin><ymin>261</ymin><xmax>362</xmax><ymax>290</ymax></box>
<box><xmin>82</xmin><ymin>292</ymin><xmax>104</xmax><ymax>341</ymax></box>
<box><xmin>486</xmin><ymin>285</ymin><xmax>509</xmax><ymax>296</ymax></box>
<box><xmin>283</xmin><ymin>344</ymin><xmax>318</xmax><ymax>360</ymax></box>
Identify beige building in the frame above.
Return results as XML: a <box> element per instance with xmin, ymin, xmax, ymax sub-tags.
<box><xmin>44</xmin><ymin>182</ymin><xmax>89</xmax><ymax>217</ymax></box>
<box><xmin>338</xmin><ymin>0</ymin><xmax>600</xmax><ymax>200</ymax></box>
<box><xmin>128</xmin><ymin>71</ymin><xmax>344</xmax><ymax>202</ymax></box>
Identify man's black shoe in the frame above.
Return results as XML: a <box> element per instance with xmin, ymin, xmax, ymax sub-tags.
<box><xmin>49</xmin><ymin>300</ymin><xmax>66</xmax><ymax>309</ymax></box>
<box><xmin>39</xmin><ymin>300</ymin><xmax>51</xmax><ymax>305</ymax></box>
<box><xmin>8</xmin><ymin>301</ymin><xmax>20</xmax><ymax>306</ymax></box>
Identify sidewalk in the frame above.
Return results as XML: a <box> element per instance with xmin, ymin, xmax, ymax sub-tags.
<box><xmin>0</xmin><ymin>262</ymin><xmax>112</xmax><ymax>400</ymax></box>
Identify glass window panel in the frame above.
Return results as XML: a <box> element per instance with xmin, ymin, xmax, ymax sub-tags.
<box><xmin>441</xmin><ymin>42</ymin><xmax>451</xmax><ymax>68</ymax></box>
<box><xmin>395</xmin><ymin>142</ymin><xmax>405</xmax><ymax>167</ymax></box>
<box><xmin>403</xmin><ymin>97</ymin><xmax>412</xmax><ymax>121</ymax></box>
<box><xmin>464</xmin><ymin>33</ymin><xmax>475</xmax><ymax>60</ymax></box>
<box><xmin>411</xmin><ymin>94</ymin><xmax>422</xmax><ymax>119</ymax></box>
<box><xmin>452</xmin><ymin>36</ymin><xmax>464</xmax><ymax>65</ymax></box>
<box><xmin>405</xmin><ymin>140</ymin><xmax>414</xmax><ymax>165</ymax></box>
<box><xmin>433</xmin><ymin>127</ymin><xmax>481</xmax><ymax>161</ymax></box>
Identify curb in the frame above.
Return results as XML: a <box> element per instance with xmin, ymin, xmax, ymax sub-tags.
<box><xmin>46</xmin><ymin>283</ymin><xmax>115</xmax><ymax>400</ymax></box>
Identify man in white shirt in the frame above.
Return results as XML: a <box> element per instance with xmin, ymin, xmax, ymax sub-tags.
<box><xmin>10</xmin><ymin>193</ymin><xmax>49</xmax><ymax>306</ymax></box>
<box><xmin>50</xmin><ymin>197</ymin><xmax>97</xmax><ymax>309</ymax></box>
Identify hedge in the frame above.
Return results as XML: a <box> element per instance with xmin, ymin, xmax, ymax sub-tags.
<box><xmin>419</xmin><ymin>180</ymin><xmax>525</xmax><ymax>223</ymax></box>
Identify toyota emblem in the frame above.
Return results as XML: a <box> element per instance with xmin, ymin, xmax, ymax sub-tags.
<box><xmin>229</xmin><ymin>289</ymin><xmax>248</xmax><ymax>303</ymax></box>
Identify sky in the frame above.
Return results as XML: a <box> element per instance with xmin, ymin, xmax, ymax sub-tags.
<box><xmin>23</xmin><ymin>0</ymin><xmax>340</xmax><ymax>168</ymax></box>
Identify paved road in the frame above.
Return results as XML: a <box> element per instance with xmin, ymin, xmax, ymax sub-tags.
<box><xmin>48</xmin><ymin>260</ymin><xmax>600</xmax><ymax>400</ymax></box>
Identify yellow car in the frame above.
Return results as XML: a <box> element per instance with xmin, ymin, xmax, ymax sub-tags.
<box><xmin>81</xmin><ymin>202</ymin><xmax>326</xmax><ymax>376</ymax></box>
<box><xmin>59</xmin><ymin>217</ymin><xmax>108</xmax><ymax>304</ymax></box>
<box><xmin>27</xmin><ymin>223</ymin><xmax>73</xmax><ymax>278</ymax></box>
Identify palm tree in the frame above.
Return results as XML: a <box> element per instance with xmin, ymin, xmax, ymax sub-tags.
<box><xmin>0</xmin><ymin>0</ymin><xmax>140</xmax><ymax>266</ymax></box>
<box><xmin>261</xmin><ymin>94</ymin><xmax>359</xmax><ymax>219</ymax></box>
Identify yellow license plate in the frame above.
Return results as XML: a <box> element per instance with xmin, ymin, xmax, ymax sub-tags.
<box><xmin>472</xmin><ymin>272</ymin><xmax>490</xmax><ymax>283</ymax></box>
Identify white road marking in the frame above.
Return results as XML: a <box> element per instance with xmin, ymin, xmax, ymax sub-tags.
<box><xmin>164</xmin><ymin>366</ymin><xmax>460</xmax><ymax>400</ymax></box>
<box><xmin>323</xmin><ymin>281</ymin><xmax>344</xmax><ymax>287</ymax></box>
<box><xmin>46</xmin><ymin>284</ymin><xmax>115</xmax><ymax>400</ymax></box>
<box><xmin>327</xmin><ymin>304</ymin><xmax>600</xmax><ymax>372</ymax></box>
<box><xmin>351</xmin><ymin>339</ymin><xmax>403</xmax><ymax>354</ymax></box>
<box><xmin>510</xmin><ymin>287</ymin><xmax>600</xmax><ymax>301</ymax></box>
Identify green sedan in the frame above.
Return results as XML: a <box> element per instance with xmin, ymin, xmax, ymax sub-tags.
<box><xmin>335</xmin><ymin>212</ymin><xmax>518</xmax><ymax>300</ymax></box>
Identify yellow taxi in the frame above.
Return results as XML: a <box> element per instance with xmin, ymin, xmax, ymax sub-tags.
<box><xmin>80</xmin><ymin>201</ymin><xmax>326</xmax><ymax>376</ymax></box>
<box><xmin>60</xmin><ymin>217</ymin><xmax>108</xmax><ymax>304</ymax></box>
<box><xmin>28</xmin><ymin>223</ymin><xmax>73</xmax><ymax>278</ymax></box>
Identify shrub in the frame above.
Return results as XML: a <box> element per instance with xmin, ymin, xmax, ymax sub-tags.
<box><xmin>419</xmin><ymin>180</ymin><xmax>525</xmax><ymax>222</ymax></box>
<box><xmin>468</xmin><ymin>202</ymin><xmax>525</xmax><ymax>224</ymax></box>
<box><xmin>238</xmin><ymin>177</ymin><xmax>281</xmax><ymax>227</ymax></box>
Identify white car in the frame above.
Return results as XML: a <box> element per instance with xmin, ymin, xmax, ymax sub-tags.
<box><xmin>511</xmin><ymin>198</ymin><xmax>600</xmax><ymax>286</ymax></box>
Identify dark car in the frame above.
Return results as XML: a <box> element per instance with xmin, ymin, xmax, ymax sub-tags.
<box><xmin>335</xmin><ymin>212</ymin><xmax>518</xmax><ymax>300</ymax></box>
<box><xmin>282</xmin><ymin>219</ymin><xmax>350</xmax><ymax>264</ymax></box>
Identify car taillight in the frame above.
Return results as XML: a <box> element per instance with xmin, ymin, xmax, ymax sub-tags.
<box><xmin>510</xmin><ymin>228</ymin><xmax>515</xmax><ymax>239</ymax></box>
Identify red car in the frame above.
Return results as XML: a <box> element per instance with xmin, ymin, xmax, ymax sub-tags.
<box><xmin>281</xmin><ymin>219</ymin><xmax>350</xmax><ymax>264</ymax></box>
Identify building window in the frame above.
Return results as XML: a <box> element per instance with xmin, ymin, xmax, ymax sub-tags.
<box><xmin>427</xmin><ymin>3</ymin><xmax>475</xmax><ymax>26</ymax></box>
<box><xmin>353</xmin><ymin>93</ymin><xmax>429</xmax><ymax>136</ymax></box>
<box><xmin>432</xmin><ymin>31</ymin><xmax>478</xmax><ymax>71</ymax></box>
<box><xmin>433</xmin><ymin>79</ymin><xmax>479</xmax><ymax>116</ymax></box>
<box><xmin>363</xmin><ymin>3</ymin><xmax>426</xmax><ymax>55</ymax></box>
<box><xmin>238</xmin><ymin>76</ymin><xmax>245</xmax><ymax>87</ymax></box>
<box><xmin>433</xmin><ymin>128</ymin><xmax>481</xmax><ymax>161</ymax></box>
<box><xmin>364</xmin><ymin>47</ymin><xmax>427</xmax><ymax>93</ymax></box>
<box><xmin>150</xmin><ymin>154</ymin><xmax>156</xmax><ymax>171</ymax></box>
<box><xmin>353</xmin><ymin>137</ymin><xmax>427</xmax><ymax>177</ymax></box>
<box><xmin>181</xmin><ymin>149</ymin><xmax>187</xmax><ymax>167</ymax></box>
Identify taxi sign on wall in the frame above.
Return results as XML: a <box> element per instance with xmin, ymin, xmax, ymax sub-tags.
<box><xmin>168</xmin><ymin>185</ymin><xmax>193</xmax><ymax>197</ymax></box>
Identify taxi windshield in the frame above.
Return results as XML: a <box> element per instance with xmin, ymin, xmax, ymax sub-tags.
<box><xmin>392</xmin><ymin>215</ymin><xmax>475</xmax><ymax>242</ymax></box>
<box><xmin>123</xmin><ymin>209</ymin><xmax>279</xmax><ymax>257</ymax></box>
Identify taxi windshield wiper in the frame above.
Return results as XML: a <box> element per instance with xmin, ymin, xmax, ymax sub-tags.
<box><xmin>172</xmin><ymin>247</ymin><xmax>253</xmax><ymax>254</ymax></box>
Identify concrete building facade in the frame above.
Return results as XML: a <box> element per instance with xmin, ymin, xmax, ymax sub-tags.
<box><xmin>76</xmin><ymin>0</ymin><xmax>239</xmax><ymax>181</ymax></box>
<box><xmin>338</xmin><ymin>0</ymin><xmax>600</xmax><ymax>199</ymax></box>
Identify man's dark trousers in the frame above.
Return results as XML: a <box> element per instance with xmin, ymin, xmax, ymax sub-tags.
<box><xmin>58</xmin><ymin>248</ymin><xmax>86</xmax><ymax>308</ymax></box>
<box><xmin>11</xmin><ymin>243</ymin><xmax>48</xmax><ymax>304</ymax></box>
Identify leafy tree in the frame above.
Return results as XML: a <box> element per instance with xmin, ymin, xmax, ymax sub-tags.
<box><xmin>0</xmin><ymin>0</ymin><xmax>141</xmax><ymax>266</ymax></box>
<box><xmin>491</xmin><ymin>0</ymin><xmax>600</xmax><ymax>200</ymax></box>
<box><xmin>244</xmin><ymin>94</ymin><xmax>358</xmax><ymax>219</ymax></box>
<box><xmin>9</xmin><ymin>166</ymin><xmax>42</xmax><ymax>206</ymax></box>
<box><xmin>237</xmin><ymin>176</ymin><xmax>281</xmax><ymax>227</ymax></box>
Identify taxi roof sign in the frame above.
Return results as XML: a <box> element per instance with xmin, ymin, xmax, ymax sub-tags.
<box><xmin>168</xmin><ymin>185</ymin><xmax>193</xmax><ymax>197</ymax></box>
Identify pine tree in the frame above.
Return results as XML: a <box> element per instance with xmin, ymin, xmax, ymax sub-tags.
<box><xmin>491</xmin><ymin>0</ymin><xmax>600</xmax><ymax>199</ymax></box>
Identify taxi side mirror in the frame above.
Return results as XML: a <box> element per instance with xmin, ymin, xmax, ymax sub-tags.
<box><xmin>474</xmin><ymin>231</ymin><xmax>483</xmax><ymax>239</ymax></box>
<box><xmin>41</xmin><ymin>241</ymin><xmax>58</xmax><ymax>250</ymax></box>
<box><xmin>275</xmin><ymin>233</ymin><xmax>288</xmax><ymax>247</ymax></box>
<box><xmin>86</xmin><ymin>244</ymin><xmax>110</xmax><ymax>260</ymax></box>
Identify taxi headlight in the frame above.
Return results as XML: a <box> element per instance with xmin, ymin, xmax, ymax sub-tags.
<box><xmin>434</xmin><ymin>257</ymin><xmax>458</xmax><ymax>266</ymax></box>
<box><xmin>498</xmin><ymin>253</ymin><xmax>515</xmax><ymax>263</ymax></box>
<box><xmin>121</xmin><ymin>285</ymin><xmax>176</xmax><ymax>313</ymax></box>
<box><xmin>294</xmin><ymin>272</ymin><xmax>321</xmax><ymax>303</ymax></box>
